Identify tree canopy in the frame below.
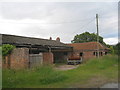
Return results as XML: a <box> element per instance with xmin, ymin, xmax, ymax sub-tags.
<box><xmin>71</xmin><ymin>32</ymin><xmax>106</xmax><ymax>45</ymax></box>
<box><xmin>2</xmin><ymin>44</ymin><xmax>15</xmax><ymax>57</ymax></box>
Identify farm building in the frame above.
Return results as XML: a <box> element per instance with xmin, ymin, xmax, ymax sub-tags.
<box><xmin>67</xmin><ymin>42</ymin><xmax>110</xmax><ymax>61</ymax></box>
<box><xmin>1</xmin><ymin>34</ymin><xmax>73</xmax><ymax>69</ymax></box>
<box><xmin>1</xmin><ymin>34</ymin><xmax>110</xmax><ymax>69</ymax></box>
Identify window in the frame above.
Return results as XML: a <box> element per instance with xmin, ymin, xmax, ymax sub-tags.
<box><xmin>105</xmin><ymin>52</ymin><xmax>107</xmax><ymax>55</ymax></box>
<box><xmin>80</xmin><ymin>52</ymin><xmax>83</xmax><ymax>56</ymax></box>
<box><xmin>93</xmin><ymin>52</ymin><xmax>96</xmax><ymax>55</ymax></box>
<box><xmin>101</xmin><ymin>52</ymin><xmax>103</xmax><ymax>56</ymax></box>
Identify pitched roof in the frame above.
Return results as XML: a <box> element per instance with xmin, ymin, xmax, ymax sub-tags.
<box><xmin>67</xmin><ymin>42</ymin><xmax>109</xmax><ymax>51</ymax></box>
<box><xmin>1</xmin><ymin>34</ymin><xmax>71</xmax><ymax>48</ymax></box>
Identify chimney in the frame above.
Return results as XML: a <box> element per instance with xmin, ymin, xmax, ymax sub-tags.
<box><xmin>49</xmin><ymin>37</ymin><xmax>52</xmax><ymax>40</ymax></box>
<box><xmin>56</xmin><ymin>37</ymin><xmax>60</xmax><ymax>42</ymax></box>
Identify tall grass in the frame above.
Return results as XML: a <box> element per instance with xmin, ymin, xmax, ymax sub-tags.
<box><xmin>82</xmin><ymin>55</ymin><xmax>118</xmax><ymax>70</ymax></box>
<box><xmin>62</xmin><ymin>55</ymin><xmax>118</xmax><ymax>87</ymax></box>
<box><xmin>3</xmin><ymin>65</ymin><xmax>67</xmax><ymax>88</ymax></box>
<box><xmin>2</xmin><ymin>55</ymin><xmax>118</xmax><ymax>88</ymax></box>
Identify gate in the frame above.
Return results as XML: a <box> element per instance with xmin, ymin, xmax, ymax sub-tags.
<box><xmin>29</xmin><ymin>53</ymin><xmax>43</xmax><ymax>68</ymax></box>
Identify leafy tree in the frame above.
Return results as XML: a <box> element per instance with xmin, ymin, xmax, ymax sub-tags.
<box><xmin>106</xmin><ymin>44</ymin><xmax>111</xmax><ymax>48</ymax></box>
<box><xmin>71</xmin><ymin>32</ymin><xmax>106</xmax><ymax>45</ymax></box>
<box><xmin>109</xmin><ymin>46</ymin><xmax>115</xmax><ymax>54</ymax></box>
<box><xmin>113</xmin><ymin>43</ymin><xmax>120</xmax><ymax>55</ymax></box>
<box><xmin>2</xmin><ymin>44</ymin><xmax>16</xmax><ymax>57</ymax></box>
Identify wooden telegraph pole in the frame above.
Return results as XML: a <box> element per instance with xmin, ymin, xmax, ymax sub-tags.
<box><xmin>96</xmin><ymin>14</ymin><xmax>99</xmax><ymax>58</ymax></box>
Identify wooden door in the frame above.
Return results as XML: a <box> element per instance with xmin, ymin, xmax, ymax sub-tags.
<box><xmin>29</xmin><ymin>53</ymin><xmax>43</xmax><ymax>68</ymax></box>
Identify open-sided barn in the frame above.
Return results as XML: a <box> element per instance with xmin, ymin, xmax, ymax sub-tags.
<box><xmin>1</xmin><ymin>34</ymin><xmax>73</xmax><ymax>69</ymax></box>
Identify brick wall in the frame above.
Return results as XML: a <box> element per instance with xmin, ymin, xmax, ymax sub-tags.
<box><xmin>82</xmin><ymin>51</ymin><xmax>96</xmax><ymax>60</ymax></box>
<box><xmin>68</xmin><ymin>50</ymin><xmax>106</xmax><ymax>61</ymax></box>
<box><xmin>43</xmin><ymin>52</ymin><xmax>53</xmax><ymax>64</ymax></box>
<box><xmin>2</xmin><ymin>55</ymin><xmax>9</xmax><ymax>68</ymax></box>
<box><xmin>3</xmin><ymin>48</ymin><xmax>29</xmax><ymax>69</ymax></box>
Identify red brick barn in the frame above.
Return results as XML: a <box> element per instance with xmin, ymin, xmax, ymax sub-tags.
<box><xmin>2</xmin><ymin>34</ymin><xmax>73</xmax><ymax>69</ymax></box>
<box><xmin>67</xmin><ymin>42</ymin><xmax>109</xmax><ymax>61</ymax></box>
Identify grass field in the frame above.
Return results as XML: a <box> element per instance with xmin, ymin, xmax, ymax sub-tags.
<box><xmin>3</xmin><ymin>55</ymin><xmax>118</xmax><ymax>88</ymax></box>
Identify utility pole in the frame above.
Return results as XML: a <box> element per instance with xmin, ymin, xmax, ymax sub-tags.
<box><xmin>96</xmin><ymin>14</ymin><xmax>99</xmax><ymax>58</ymax></box>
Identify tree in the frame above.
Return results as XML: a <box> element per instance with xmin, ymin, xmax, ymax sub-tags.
<box><xmin>2</xmin><ymin>44</ymin><xmax>16</xmax><ymax>57</ymax></box>
<box><xmin>113</xmin><ymin>43</ymin><xmax>120</xmax><ymax>55</ymax></box>
<box><xmin>71</xmin><ymin>32</ymin><xmax>106</xmax><ymax>45</ymax></box>
<box><xmin>109</xmin><ymin>46</ymin><xmax>115</xmax><ymax>54</ymax></box>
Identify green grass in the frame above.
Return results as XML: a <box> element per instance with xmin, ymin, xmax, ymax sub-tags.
<box><xmin>3</xmin><ymin>65</ymin><xmax>67</xmax><ymax>88</ymax></box>
<box><xmin>2</xmin><ymin>55</ymin><xmax>118</xmax><ymax>88</ymax></box>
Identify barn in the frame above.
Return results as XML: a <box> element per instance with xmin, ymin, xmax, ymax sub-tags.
<box><xmin>1</xmin><ymin>34</ymin><xmax>110</xmax><ymax>69</ymax></box>
<box><xmin>67</xmin><ymin>42</ymin><xmax>110</xmax><ymax>61</ymax></box>
<box><xmin>1</xmin><ymin>34</ymin><xmax>73</xmax><ymax>69</ymax></box>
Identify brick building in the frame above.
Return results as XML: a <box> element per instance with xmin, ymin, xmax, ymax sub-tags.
<box><xmin>67</xmin><ymin>42</ymin><xmax>109</xmax><ymax>61</ymax></box>
<box><xmin>1</xmin><ymin>34</ymin><xmax>110</xmax><ymax>69</ymax></box>
<box><xmin>1</xmin><ymin>34</ymin><xmax>73</xmax><ymax>69</ymax></box>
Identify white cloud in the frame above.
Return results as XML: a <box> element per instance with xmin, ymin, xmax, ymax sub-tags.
<box><xmin>0</xmin><ymin>2</ymin><xmax>118</xmax><ymax>44</ymax></box>
<box><xmin>103</xmin><ymin>37</ymin><xmax>118</xmax><ymax>45</ymax></box>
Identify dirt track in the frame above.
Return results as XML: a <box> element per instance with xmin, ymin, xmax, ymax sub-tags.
<box><xmin>55</xmin><ymin>65</ymin><xmax>79</xmax><ymax>70</ymax></box>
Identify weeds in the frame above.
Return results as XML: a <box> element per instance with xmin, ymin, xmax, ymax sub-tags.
<box><xmin>2</xmin><ymin>55</ymin><xmax>118</xmax><ymax>88</ymax></box>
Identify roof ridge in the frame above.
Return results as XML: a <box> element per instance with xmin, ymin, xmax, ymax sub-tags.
<box><xmin>2</xmin><ymin>34</ymin><xmax>67</xmax><ymax>44</ymax></box>
<box><xmin>2</xmin><ymin>34</ymin><xmax>51</xmax><ymax>41</ymax></box>
<box><xmin>67</xmin><ymin>41</ymin><xmax>98</xmax><ymax>44</ymax></box>
<box><xmin>2</xmin><ymin>34</ymin><xmax>70</xmax><ymax>47</ymax></box>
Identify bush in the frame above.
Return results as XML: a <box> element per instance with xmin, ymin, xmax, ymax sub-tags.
<box><xmin>2</xmin><ymin>44</ymin><xmax>15</xmax><ymax>56</ymax></box>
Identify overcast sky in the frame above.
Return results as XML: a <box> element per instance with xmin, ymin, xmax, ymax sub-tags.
<box><xmin>0</xmin><ymin>1</ymin><xmax>118</xmax><ymax>45</ymax></box>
